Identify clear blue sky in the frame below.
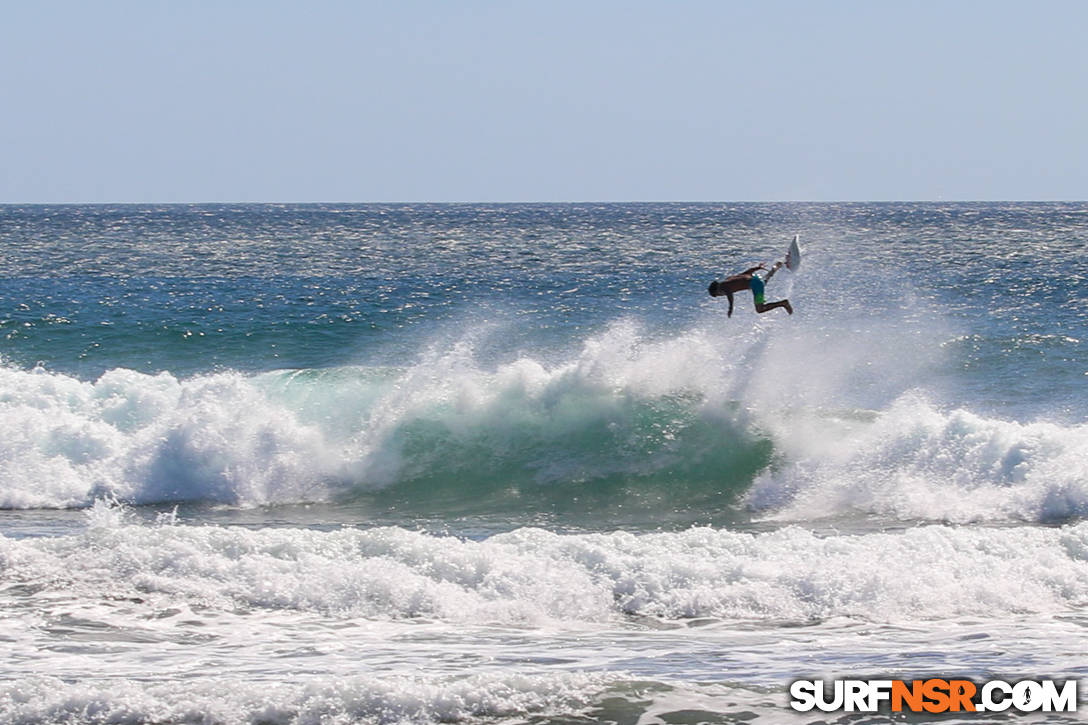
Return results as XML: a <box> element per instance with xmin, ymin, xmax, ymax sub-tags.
<box><xmin>3</xmin><ymin>1</ymin><xmax>1086</xmax><ymax>202</ymax></box>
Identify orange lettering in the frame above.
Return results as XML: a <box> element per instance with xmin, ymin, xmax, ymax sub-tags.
<box><xmin>922</xmin><ymin>679</ymin><xmax>950</xmax><ymax>713</ymax></box>
<box><xmin>948</xmin><ymin>680</ymin><xmax>977</xmax><ymax>712</ymax></box>
<box><xmin>892</xmin><ymin>680</ymin><xmax>924</xmax><ymax>712</ymax></box>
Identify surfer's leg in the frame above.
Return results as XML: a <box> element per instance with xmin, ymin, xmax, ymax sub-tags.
<box><xmin>755</xmin><ymin>300</ymin><xmax>792</xmax><ymax>315</ymax></box>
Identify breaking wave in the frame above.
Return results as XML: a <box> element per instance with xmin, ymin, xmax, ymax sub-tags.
<box><xmin>1</xmin><ymin>318</ymin><xmax>1085</xmax><ymax>524</ymax></box>
<box><xmin>3</xmin><ymin>504</ymin><xmax>1087</xmax><ymax>625</ymax></box>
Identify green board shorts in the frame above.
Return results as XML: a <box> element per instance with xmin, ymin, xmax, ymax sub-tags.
<box><xmin>749</xmin><ymin>275</ymin><xmax>765</xmax><ymax>305</ymax></box>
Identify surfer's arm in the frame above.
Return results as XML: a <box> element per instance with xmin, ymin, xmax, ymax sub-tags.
<box><xmin>763</xmin><ymin>261</ymin><xmax>783</xmax><ymax>282</ymax></box>
<box><xmin>741</xmin><ymin>265</ymin><xmax>764</xmax><ymax>276</ymax></box>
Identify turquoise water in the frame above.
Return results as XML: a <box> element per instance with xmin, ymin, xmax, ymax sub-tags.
<box><xmin>1</xmin><ymin>203</ymin><xmax>1086</xmax><ymax>723</ymax></box>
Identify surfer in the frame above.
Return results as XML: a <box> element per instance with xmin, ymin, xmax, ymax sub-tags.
<box><xmin>707</xmin><ymin>262</ymin><xmax>793</xmax><ymax>317</ymax></box>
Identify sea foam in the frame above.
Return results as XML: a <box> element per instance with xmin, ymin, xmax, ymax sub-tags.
<box><xmin>747</xmin><ymin>393</ymin><xmax>1088</xmax><ymax>523</ymax></box>
<box><xmin>5</xmin><ymin>511</ymin><xmax>1087</xmax><ymax>625</ymax></box>
<box><xmin>1</xmin><ymin>317</ymin><xmax>1085</xmax><ymax>524</ymax></box>
<box><xmin>0</xmin><ymin>671</ymin><xmax>610</xmax><ymax>725</ymax></box>
<box><xmin>0</xmin><ymin>365</ymin><xmax>336</xmax><ymax>508</ymax></box>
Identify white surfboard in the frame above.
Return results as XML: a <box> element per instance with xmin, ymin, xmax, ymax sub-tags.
<box><xmin>785</xmin><ymin>234</ymin><xmax>802</xmax><ymax>271</ymax></box>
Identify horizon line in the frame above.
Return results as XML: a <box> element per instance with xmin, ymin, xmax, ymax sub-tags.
<box><xmin>2</xmin><ymin>199</ymin><xmax>1086</xmax><ymax>206</ymax></box>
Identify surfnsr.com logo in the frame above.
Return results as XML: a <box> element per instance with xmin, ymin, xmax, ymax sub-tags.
<box><xmin>789</xmin><ymin>679</ymin><xmax>1078</xmax><ymax>714</ymax></box>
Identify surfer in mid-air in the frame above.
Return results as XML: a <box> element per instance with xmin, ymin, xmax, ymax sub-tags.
<box><xmin>708</xmin><ymin>261</ymin><xmax>793</xmax><ymax>317</ymax></box>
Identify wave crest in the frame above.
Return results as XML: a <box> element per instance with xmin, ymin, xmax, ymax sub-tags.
<box><xmin>747</xmin><ymin>393</ymin><xmax>1088</xmax><ymax>523</ymax></box>
<box><xmin>7</xmin><ymin>512</ymin><xmax>1088</xmax><ymax>624</ymax></box>
<box><xmin>2</xmin><ymin>317</ymin><xmax>1086</xmax><ymax>525</ymax></box>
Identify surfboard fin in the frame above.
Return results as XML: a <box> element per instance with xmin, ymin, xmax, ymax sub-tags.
<box><xmin>785</xmin><ymin>234</ymin><xmax>801</xmax><ymax>272</ymax></box>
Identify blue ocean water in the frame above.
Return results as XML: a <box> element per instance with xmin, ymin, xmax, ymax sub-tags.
<box><xmin>1</xmin><ymin>203</ymin><xmax>1086</xmax><ymax>723</ymax></box>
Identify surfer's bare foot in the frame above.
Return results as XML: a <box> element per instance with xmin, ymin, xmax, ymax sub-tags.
<box><xmin>784</xmin><ymin>301</ymin><xmax>793</xmax><ymax>315</ymax></box>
